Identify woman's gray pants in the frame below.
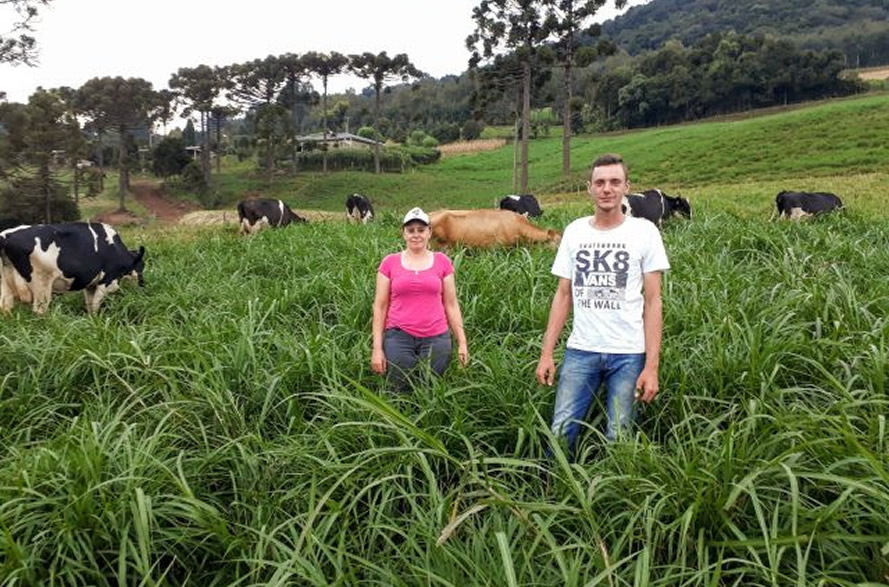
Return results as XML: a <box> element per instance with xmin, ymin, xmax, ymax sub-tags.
<box><xmin>382</xmin><ymin>328</ymin><xmax>452</xmax><ymax>392</ymax></box>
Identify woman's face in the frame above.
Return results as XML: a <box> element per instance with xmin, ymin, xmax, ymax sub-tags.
<box><xmin>402</xmin><ymin>221</ymin><xmax>431</xmax><ymax>250</ymax></box>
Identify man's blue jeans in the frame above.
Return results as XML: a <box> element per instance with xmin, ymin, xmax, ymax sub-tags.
<box><xmin>550</xmin><ymin>349</ymin><xmax>646</xmax><ymax>451</ymax></box>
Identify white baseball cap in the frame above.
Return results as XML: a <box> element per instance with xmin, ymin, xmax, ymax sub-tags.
<box><xmin>402</xmin><ymin>207</ymin><xmax>430</xmax><ymax>226</ymax></box>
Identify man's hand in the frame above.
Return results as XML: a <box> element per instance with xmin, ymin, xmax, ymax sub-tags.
<box><xmin>635</xmin><ymin>367</ymin><xmax>659</xmax><ymax>403</ymax></box>
<box><xmin>536</xmin><ymin>355</ymin><xmax>557</xmax><ymax>386</ymax></box>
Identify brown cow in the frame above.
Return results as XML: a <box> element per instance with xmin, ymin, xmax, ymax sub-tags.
<box><xmin>429</xmin><ymin>209</ymin><xmax>561</xmax><ymax>248</ymax></box>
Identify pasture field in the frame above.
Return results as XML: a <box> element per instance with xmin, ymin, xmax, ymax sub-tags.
<box><xmin>203</xmin><ymin>93</ymin><xmax>889</xmax><ymax>215</ymax></box>
<box><xmin>1</xmin><ymin>201</ymin><xmax>888</xmax><ymax>584</ymax></box>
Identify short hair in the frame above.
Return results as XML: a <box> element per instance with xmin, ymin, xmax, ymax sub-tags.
<box><xmin>590</xmin><ymin>153</ymin><xmax>628</xmax><ymax>181</ymax></box>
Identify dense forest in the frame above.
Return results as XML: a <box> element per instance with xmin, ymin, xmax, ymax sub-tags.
<box><xmin>601</xmin><ymin>0</ymin><xmax>889</xmax><ymax>67</ymax></box>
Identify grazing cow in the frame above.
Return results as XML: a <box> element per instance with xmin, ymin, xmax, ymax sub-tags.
<box><xmin>498</xmin><ymin>194</ymin><xmax>543</xmax><ymax>217</ymax></box>
<box><xmin>0</xmin><ymin>222</ymin><xmax>145</xmax><ymax>315</ymax></box>
<box><xmin>775</xmin><ymin>191</ymin><xmax>843</xmax><ymax>220</ymax></box>
<box><xmin>429</xmin><ymin>209</ymin><xmax>561</xmax><ymax>248</ymax></box>
<box><xmin>237</xmin><ymin>198</ymin><xmax>307</xmax><ymax>235</ymax></box>
<box><xmin>345</xmin><ymin>193</ymin><xmax>374</xmax><ymax>224</ymax></box>
<box><xmin>621</xmin><ymin>189</ymin><xmax>691</xmax><ymax>227</ymax></box>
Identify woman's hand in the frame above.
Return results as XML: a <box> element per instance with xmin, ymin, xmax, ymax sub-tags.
<box><xmin>371</xmin><ymin>348</ymin><xmax>387</xmax><ymax>374</ymax></box>
<box><xmin>457</xmin><ymin>342</ymin><xmax>469</xmax><ymax>367</ymax></box>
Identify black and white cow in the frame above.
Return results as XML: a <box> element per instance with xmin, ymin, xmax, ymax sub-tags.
<box><xmin>345</xmin><ymin>193</ymin><xmax>374</xmax><ymax>224</ymax></box>
<box><xmin>237</xmin><ymin>198</ymin><xmax>307</xmax><ymax>235</ymax></box>
<box><xmin>775</xmin><ymin>191</ymin><xmax>843</xmax><ymax>220</ymax></box>
<box><xmin>498</xmin><ymin>194</ymin><xmax>543</xmax><ymax>217</ymax></box>
<box><xmin>0</xmin><ymin>222</ymin><xmax>145</xmax><ymax>315</ymax></box>
<box><xmin>622</xmin><ymin>189</ymin><xmax>692</xmax><ymax>227</ymax></box>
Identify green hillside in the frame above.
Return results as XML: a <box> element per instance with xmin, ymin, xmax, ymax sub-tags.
<box><xmin>207</xmin><ymin>93</ymin><xmax>889</xmax><ymax>218</ymax></box>
<box><xmin>602</xmin><ymin>0</ymin><xmax>889</xmax><ymax>67</ymax></box>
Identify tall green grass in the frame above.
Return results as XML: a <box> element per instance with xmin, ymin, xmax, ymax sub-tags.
<box><xmin>1</xmin><ymin>206</ymin><xmax>887</xmax><ymax>584</ymax></box>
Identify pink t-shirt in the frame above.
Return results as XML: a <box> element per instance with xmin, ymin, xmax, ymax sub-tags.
<box><xmin>378</xmin><ymin>252</ymin><xmax>454</xmax><ymax>337</ymax></box>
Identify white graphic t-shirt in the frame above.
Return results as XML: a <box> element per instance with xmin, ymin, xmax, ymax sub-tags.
<box><xmin>551</xmin><ymin>216</ymin><xmax>670</xmax><ymax>353</ymax></box>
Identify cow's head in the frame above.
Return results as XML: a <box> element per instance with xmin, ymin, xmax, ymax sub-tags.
<box><xmin>666</xmin><ymin>195</ymin><xmax>692</xmax><ymax>219</ymax></box>
<box><xmin>289</xmin><ymin>210</ymin><xmax>308</xmax><ymax>224</ymax></box>
<box><xmin>547</xmin><ymin>229</ymin><xmax>562</xmax><ymax>247</ymax></box>
<box><xmin>129</xmin><ymin>246</ymin><xmax>146</xmax><ymax>287</ymax></box>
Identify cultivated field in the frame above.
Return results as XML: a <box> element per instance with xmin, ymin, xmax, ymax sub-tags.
<box><xmin>2</xmin><ymin>95</ymin><xmax>889</xmax><ymax>584</ymax></box>
<box><xmin>854</xmin><ymin>66</ymin><xmax>889</xmax><ymax>81</ymax></box>
<box><xmin>438</xmin><ymin>138</ymin><xmax>508</xmax><ymax>158</ymax></box>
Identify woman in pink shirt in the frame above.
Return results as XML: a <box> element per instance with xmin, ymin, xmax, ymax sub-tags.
<box><xmin>371</xmin><ymin>207</ymin><xmax>469</xmax><ymax>391</ymax></box>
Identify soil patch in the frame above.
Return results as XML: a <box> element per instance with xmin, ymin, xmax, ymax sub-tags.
<box><xmin>94</xmin><ymin>209</ymin><xmax>144</xmax><ymax>226</ymax></box>
<box><xmin>130</xmin><ymin>180</ymin><xmax>199</xmax><ymax>223</ymax></box>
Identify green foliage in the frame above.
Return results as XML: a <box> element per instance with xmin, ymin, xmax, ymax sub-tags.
<box><xmin>591</xmin><ymin>32</ymin><xmax>865</xmax><ymax>128</ymax></box>
<box><xmin>180</xmin><ymin>160</ymin><xmax>209</xmax><ymax>196</ymax></box>
<box><xmin>182</xmin><ymin>119</ymin><xmax>197</xmax><ymax>146</ymax></box>
<box><xmin>0</xmin><ymin>174</ymin><xmax>79</xmax><ymax>222</ymax></box>
<box><xmin>0</xmin><ymin>0</ymin><xmax>53</xmax><ymax>65</ymax></box>
<box><xmin>293</xmin><ymin>145</ymin><xmax>440</xmax><ymax>173</ymax></box>
<box><xmin>84</xmin><ymin>167</ymin><xmax>105</xmax><ymax>197</ymax></box>
<box><xmin>406</xmin><ymin>130</ymin><xmax>438</xmax><ymax>148</ymax></box>
<box><xmin>356</xmin><ymin>126</ymin><xmax>380</xmax><ymax>141</ymax></box>
<box><xmin>431</xmin><ymin>122</ymin><xmax>461</xmax><ymax>143</ymax></box>
<box><xmin>602</xmin><ymin>0</ymin><xmax>889</xmax><ymax>68</ymax></box>
<box><xmin>151</xmin><ymin>137</ymin><xmax>190</xmax><ymax>178</ymax></box>
<box><xmin>398</xmin><ymin>145</ymin><xmax>441</xmax><ymax>166</ymax></box>
<box><xmin>461</xmin><ymin>119</ymin><xmax>483</xmax><ymax>141</ymax></box>
<box><xmin>296</xmin><ymin>148</ymin><xmax>405</xmax><ymax>173</ymax></box>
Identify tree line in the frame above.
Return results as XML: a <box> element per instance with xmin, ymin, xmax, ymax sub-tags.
<box><xmin>581</xmin><ymin>31</ymin><xmax>864</xmax><ymax>129</ymax></box>
<box><xmin>0</xmin><ymin>50</ymin><xmax>426</xmax><ymax>221</ymax></box>
<box><xmin>601</xmin><ymin>0</ymin><xmax>889</xmax><ymax>69</ymax></box>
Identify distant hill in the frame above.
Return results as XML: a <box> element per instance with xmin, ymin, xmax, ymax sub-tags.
<box><xmin>601</xmin><ymin>0</ymin><xmax>889</xmax><ymax>67</ymax></box>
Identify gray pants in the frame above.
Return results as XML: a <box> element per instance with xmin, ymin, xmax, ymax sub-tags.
<box><xmin>382</xmin><ymin>328</ymin><xmax>452</xmax><ymax>392</ymax></box>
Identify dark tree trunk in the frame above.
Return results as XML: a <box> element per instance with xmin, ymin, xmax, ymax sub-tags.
<box><xmin>562</xmin><ymin>43</ymin><xmax>573</xmax><ymax>177</ymax></box>
<box><xmin>72</xmin><ymin>161</ymin><xmax>79</xmax><ymax>204</ymax></box>
<box><xmin>117</xmin><ymin>125</ymin><xmax>128</xmax><ymax>212</ymax></box>
<box><xmin>96</xmin><ymin>131</ymin><xmax>105</xmax><ymax>192</ymax></box>
<box><xmin>521</xmin><ymin>59</ymin><xmax>531</xmax><ymax>194</ymax></box>
<box><xmin>215</xmin><ymin>114</ymin><xmax>222</xmax><ymax>174</ymax></box>
<box><xmin>322</xmin><ymin>77</ymin><xmax>329</xmax><ymax>174</ymax></box>
<box><xmin>41</xmin><ymin>163</ymin><xmax>52</xmax><ymax>223</ymax></box>
<box><xmin>201</xmin><ymin>111</ymin><xmax>211</xmax><ymax>185</ymax></box>
<box><xmin>290</xmin><ymin>77</ymin><xmax>299</xmax><ymax>172</ymax></box>
<box><xmin>373</xmin><ymin>85</ymin><xmax>381</xmax><ymax>174</ymax></box>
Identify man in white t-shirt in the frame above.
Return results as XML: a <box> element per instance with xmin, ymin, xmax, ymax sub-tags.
<box><xmin>536</xmin><ymin>153</ymin><xmax>670</xmax><ymax>455</ymax></box>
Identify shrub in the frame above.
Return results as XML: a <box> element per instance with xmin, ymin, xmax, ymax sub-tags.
<box><xmin>398</xmin><ymin>145</ymin><xmax>441</xmax><ymax>166</ymax></box>
<box><xmin>152</xmin><ymin>137</ymin><xmax>191</xmax><ymax>178</ymax></box>
<box><xmin>421</xmin><ymin>136</ymin><xmax>439</xmax><ymax>148</ymax></box>
<box><xmin>461</xmin><ymin>119</ymin><xmax>484</xmax><ymax>141</ymax></box>
<box><xmin>0</xmin><ymin>175</ymin><xmax>79</xmax><ymax>223</ymax></box>
<box><xmin>181</xmin><ymin>160</ymin><xmax>208</xmax><ymax>194</ymax></box>
<box><xmin>357</xmin><ymin>126</ymin><xmax>381</xmax><ymax>142</ymax></box>
<box><xmin>296</xmin><ymin>148</ymin><xmax>408</xmax><ymax>172</ymax></box>
<box><xmin>430</xmin><ymin>122</ymin><xmax>460</xmax><ymax>143</ymax></box>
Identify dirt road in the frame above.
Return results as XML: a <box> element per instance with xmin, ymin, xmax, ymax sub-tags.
<box><xmin>130</xmin><ymin>180</ymin><xmax>197</xmax><ymax>222</ymax></box>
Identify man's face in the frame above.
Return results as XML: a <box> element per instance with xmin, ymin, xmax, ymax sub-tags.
<box><xmin>588</xmin><ymin>164</ymin><xmax>629</xmax><ymax>213</ymax></box>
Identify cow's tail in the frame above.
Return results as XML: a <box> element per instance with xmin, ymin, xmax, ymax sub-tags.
<box><xmin>236</xmin><ymin>200</ymin><xmax>246</xmax><ymax>221</ymax></box>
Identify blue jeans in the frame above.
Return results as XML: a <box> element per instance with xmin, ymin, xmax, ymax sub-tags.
<box><xmin>550</xmin><ymin>349</ymin><xmax>646</xmax><ymax>451</ymax></box>
<box><xmin>383</xmin><ymin>328</ymin><xmax>452</xmax><ymax>392</ymax></box>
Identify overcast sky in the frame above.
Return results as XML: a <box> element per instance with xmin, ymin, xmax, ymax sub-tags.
<box><xmin>2</xmin><ymin>0</ymin><xmax>647</xmax><ymax>105</ymax></box>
